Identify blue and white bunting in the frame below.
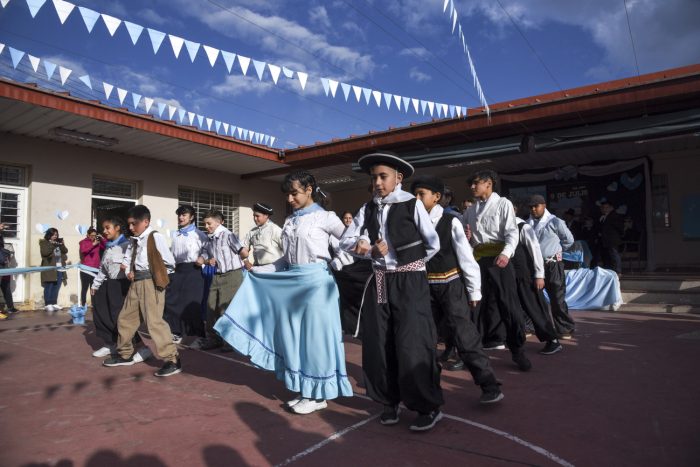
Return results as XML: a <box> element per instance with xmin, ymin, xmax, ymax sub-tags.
<box><xmin>184</xmin><ymin>40</ymin><xmax>199</xmax><ymax>62</ymax></box>
<box><xmin>100</xmin><ymin>13</ymin><xmax>121</xmax><ymax>36</ymax></box>
<box><xmin>372</xmin><ymin>90</ymin><xmax>381</xmax><ymax>107</ymax></box>
<box><xmin>144</xmin><ymin>97</ymin><xmax>154</xmax><ymax>113</ymax></box>
<box><xmin>28</xmin><ymin>54</ymin><xmax>40</xmax><ymax>72</ymax></box>
<box><xmin>116</xmin><ymin>87</ymin><xmax>127</xmax><ymax>105</ymax></box>
<box><xmin>352</xmin><ymin>85</ymin><xmax>362</xmax><ymax>102</ymax></box>
<box><xmin>328</xmin><ymin>79</ymin><xmax>338</xmax><ymax>98</ymax></box>
<box><xmin>178</xmin><ymin>108</ymin><xmax>185</xmax><ymax>123</ymax></box>
<box><xmin>383</xmin><ymin>92</ymin><xmax>392</xmax><ymax>110</ymax></box>
<box><xmin>78</xmin><ymin>74</ymin><xmax>92</xmax><ymax>89</ymax></box>
<box><xmin>1</xmin><ymin>0</ymin><xmax>10</xmax><ymax>8</ymax></box>
<box><xmin>131</xmin><ymin>92</ymin><xmax>141</xmax><ymax>109</ymax></box>
<box><xmin>78</xmin><ymin>6</ymin><xmax>99</xmax><ymax>33</ymax></box>
<box><xmin>123</xmin><ymin>21</ymin><xmax>143</xmax><ymax>45</ymax></box>
<box><xmin>252</xmin><ymin>60</ymin><xmax>265</xmax><ymax>81</ymax></box>
<box><xmin>341</xmin><ymin>83</ymin><xmax>351</xmax><ymax>102</ymax></box>
<box><xmin>52</xmin><ymin>0</ymin><xmax>75</xmax><ymax>24</ymax></box>
<box><xmin>205</xmin><ymin>117</ymin><xmax>212</xmax><ymax>131</ymax></box>
<box><xmin>156</xmin><ymin>102</ymin><xmax>166</xmax><ymax>118</ymax></box>
<box><xmin>26</xmin><ymin>0</ymin><xmax>46</xmax><ymax>18</ymax></box>
<box><xmin>237</xmin><ymin>55</ymin><xmax>250</xmax><ymax>75</ymax></box>
<box><xmin>296</xmin><ymin>71</ymin><xmax>307</xmax><ymax>91</ymax></box>
<box><xmin>187</xmin><ymin>111</ymin><xmax>195</xmax><ymax>125</ymax></box>
<box><xmin>202</xmin><ymin>45</ymin><xmax>219</xmax><ymax>67</ymax></box>
<box><xmin>268</xmin><ymin>64</ymin><xmax>280</xmax><ymax>84</ymax></box>
<box><xmin>282</xmin><ymin>66</ymin><xmax>294</xmax><ymax>79</ymax></box>
<box><xmin>167</xmin><ymin>105</ymin><xmax>176</xmax><ymax>120</ymax></box>
<box><xmin>168</xmin><ymin>34</ymin><xmax>184</xmax><ymax>59</ymax></box>
<box><xmin>147</xmin><ymin>28</ymin><xmax>166</xmax><ymax>54</ymax></box>
<box><xmin>9</xmin><ymin>47</ymin><xmax>25</xmax><ymax>69</ymax></box>
<box><xmin>362</xmin><ymin>87</ymin><xmax>371</xmax><ymax>105</ymax></box>
<box><xmin>220</xmin><ymin>50</ymin><xmax>235</xmax><ymax>73</ymax></box>
<box><xmin>214</xmin><ymin>120</ymin><xmax>221</xmax><ymax>133</ymax></box>
<box><xmin>102</xmin><ymin>81</ymin><xmax>113</xmax><ymax>100</ymax></box>
<box><xmin>196</xmin><ymin>114</ymin><xmax>204</xmax><ymax>127</ymax></box>
<box><xmin>320</xmin><ymin>77</ymin><xmax>329</xmax><ymax>97</ymax></box>
<box><xmin>58</xmin><ymin>65</ymin><xmax>71</xmax><ymax>85</ymax></box>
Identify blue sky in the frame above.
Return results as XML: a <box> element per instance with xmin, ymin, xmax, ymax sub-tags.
<box><xmin>1</xmin><ymin>0</ymin><xmax>699</xmax><ymax>149</ymax></box>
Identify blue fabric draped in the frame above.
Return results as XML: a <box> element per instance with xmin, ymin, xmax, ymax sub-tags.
<box><xmin>214</xmin><ymin>262</ymin><xmax>353</xmax><ymax>400</ymax></box>
<box><xmin>545</xmin><ymin>267</ymin><xmax>622</xmax><ymax>310</ymax></box>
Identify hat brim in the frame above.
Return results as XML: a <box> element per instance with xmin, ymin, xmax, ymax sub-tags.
<box><xmin>358</xmin><ymin>153</ymin><xmax>415</xmax><ymax>178</ymax></box>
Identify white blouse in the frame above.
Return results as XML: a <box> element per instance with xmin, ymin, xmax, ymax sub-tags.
<box><xmin>171</xmin><ymin>228</ymin><xmax>209</xmax><ymax>264</ymax></box>
<box><xmin>281</xmin><ymin>209</ymin><xmax>345</xmax><ymax>265</ymax></box>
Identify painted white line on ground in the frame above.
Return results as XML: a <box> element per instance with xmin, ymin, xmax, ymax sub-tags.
<box><xmin>274</xmin><ymin>413</ymin><xmax>380</xmax><ymax>467</ymax></box>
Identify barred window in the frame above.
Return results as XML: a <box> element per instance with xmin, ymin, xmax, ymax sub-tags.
<box><xmin>178</xmin><ymin>187</ymin><xmax>239</xmax><ymax>234</ymax></box>
<box><xmin>0</xmin><ymin>165</ymin><xmax>26</xmax><ymax>187</ymax></box>
<box><xmin>93</xmin><ymin>177</ymin><xmax>138</xmax><ymax>199</ymax></box>
<box><xmin>0</xmin><ymin>192</ymin><xmax>19</xmax><ymax>238</ymax></box>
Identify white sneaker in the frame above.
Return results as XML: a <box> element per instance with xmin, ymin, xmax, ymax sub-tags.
<box><xmin>132</xmin><ymin>347</ymin><xmax>153</xmax><ymax>363</ymax></box>
<box><xmin>92</xmin><ymin>346</ymin><xmax>113</xmax><ymax>358</ymax></box>
<box><xmin>52</xmin><ymin>305</ymin><xmax>62</xmax><ymax>311</ymax></box>
<box><xmin>44</xmin><ymin>305</ymin><xmax>54</xmax><ymax>312</ymax></box>
<box><xmin>291</xmin><ymin>398</ymin><xmax>327</xmax><ymax>415</ymax></box>
<box><xmin>286</xmin><ymin>395</ymin><xmax>303</xmax><ymax>408</ymax></box>
<box><xmin>172</xmin><ymin>334</ymin><xmax>183</xmax><ymax>344</ymax></box>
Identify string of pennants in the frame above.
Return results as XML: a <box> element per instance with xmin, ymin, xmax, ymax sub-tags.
<box><xmin>2</xmin><ymin>0</ymin><xmax>474</xmax><ymax>119</ymax></box>
<box><xmin>442</xmin><ymin>0</ymin><xmax>490</xmax><ymax>117</ymax></box>
<box><xmin>0</xmin><ymin>42</ymin><xmax>277</xmax><ymax>147</ymax></box>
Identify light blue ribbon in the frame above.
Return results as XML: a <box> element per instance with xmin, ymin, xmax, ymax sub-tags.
<box><xmin>0</xmin><ymin>263</ymin><xmax>100</xmax><ymax>277</ymax></box>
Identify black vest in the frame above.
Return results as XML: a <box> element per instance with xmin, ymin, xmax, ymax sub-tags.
<box><xmin>426</xmin><ymin>213</ymin><xmax>459</xmax><ymax>275</ymax></box>
<box><xmin>512</xmin><ymin>222</ymin><xmax>535</xmax><ymax>280</ymax></box>
<box><xmin>364</xmin><ymin>198</ymin><xmax>427</xmax><ymax>266</ymax></box>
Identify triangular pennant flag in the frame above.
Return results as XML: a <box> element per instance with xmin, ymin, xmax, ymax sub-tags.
<box><xmin>268</xmin><ymin>64</ymin><xmax>281</xmax><ymax>84</ymax></box>
<box><xmin>187</xmin><ymin>111</ymin><xmax>195</xmax><ymax>125</ymax></box>
<box><xmin>372</xmin><ymin>90</ymin><xmax>382</xmax><ymax>107</ymax></box>
<box><xmin>420</xmin><ymin>99</ymin><xmax>427</xmax><ymax>115</ymax></box>
<box><xmin>52</xmin><ymin>0</ymin><xmax>74</xmax><ymax>24</ymax></box>
<box><xmin>205</xmin><ymin>118</ymin><xmax>213</xmax><ymax>131</ymax></box>
<box><xmin>263</xmin><ymin>135</ymin><xmax>270</xmax><ymax>145</ymax></box>
<box><xmin>248</xmin><ymin>131</ymin><xmax>254</xmax><ymax>142</ymax></box>
<box><xmin>296</xmin><ymin>71</ymin><xmax>308</xmax><ymax>90</ymax></box>
<box><xmin>341</xmin><ymin>83</ymin><xmax>351</xmax><ymax>101</ymax></box>
<box><xmin>411</xmin><ymin>98</ymin><xmax>419</xmax><ymax>113</ymax></box>
<box><xmin>383</xmin><ymin>92</ymin><xmax>392</xmax><ymax>110</ymax></box>
<box><xmin>242</xmin><ymin>129</ymin><xmax>248</xmax><ymax>140</ymax></box>
<box><xmin>26</xmin><ymin>0</ymin><xmax>46</xmax><ymax>18</ymax></box>
<box><xmin>184</xmin><ymin>40</ymin><xmax>199</xmax><ymax>62</ymax></box>
<box><xmin>320</xmin><ymin>77</ymin><xmax>330</xmax><ymax>96</ymax></box>
<box><xmin>78</xmin><ymin>6</ymin><xmax>99</xmax><ymax>33</ymax></box>
<box><xmin>270</xmin><ymin>136</ymin><xmax>276</xmax><ymax>147</ymax></box>
<box><xmin>455</xmin><ymin>106</ymin><xmax>462</xmax><ymax>117</ymax></box>
<box><xmin>157</xmin><ymin>102</ymin><xmax>166</xmax><ymax>117</ymax></box>
<box><xmin>1</xmin><ymin>0</ymin><xmax>10</xmax><ymax>7</ymax></box>
<box><xmin>147</xmin><ymin>28</ymin><xmax>166</xmax><ymax>53</ymax></box>
<box><xmin>131</xmin><ymin>93</ymin><xmax>141</xmax><ymax>109</ymax></box>
<box><xmin>102</xmin><ymin>82</ymin><xmax>113</xmax><ymax>100</ymax></box>
<box><xmin>220</xmin><ymin>50</ymin><xmax>235</xmax><ymax>73</ymax></box>
<box><xmin>236</xmin><ymin>127</ymin><xmax>243</xmax><ymax>138</ymax></box>
<box><xmin>116</xmin><ymin>87</ymin><xmax>127</xmax><ymax>105</ymax></box>
<box><xmin>441</xmin><ymin>103</ymin><xmax>448</xmax><ymax>117</ymax></box>
<box><xmin>58</xmin><ymin>65</ymin><xmax>71</xmax><ymax>85</ymax></box>
<box><xmin>178</xmin><ymin>108</ymin><xmax>186</xmax><ymax>123</ymax></box>
<box><xmin>443</xmin><ymin>0</ymin><xmax>449</xmax><ymax>13</ymax></box>
<box><xmin>123</xmin><ymin>21</ymin><xmax>143</xmax><ymax>45</ymax></box>
<box><xmin>230</xmin><ymin>125</ymin><xmax>237</xmax><ymax>137</ymax></box>
<box><xmin>78</xmin><ymin>75</ymin><xmax>92</xmax><ymax>89</ymax></box>
<box><xmin>427</xmin><ymin>101</ymin><xmax>435</xmax><ymax>116</ymax></box>
<box><xmin>462</xmin><ymin>106</ymin><xmax>467</xmax><ymax>117</ymax></box>
<box><xmin>282</xmin><ymin>66</ymin><xmax>294</xmax><ymax>78</ymax></box>
<box><xmin>101</xmin><ymin>13</ymin><xmax>121</xmax><ymax>36</ymax></box>
<box><xmin>144</xmin><ymin>97</ymin><xmax>154</xmax><ymax>113</ymax></box>
<box><xmin>352</xmin><ymin>85</ymin><xmax>362</xmax><ymax>102</ymax></box>
<box><xmin>402</xmin><ymin>96</ymin><xmax>410</xmax><ymax>112</ymax></box>
<box><xmin>222</xmin><ymin>122</ymin><xmax>229</xmax><ymax>134</ymax></box>
<box><xmin>448</xmin><ymin>104</ymin><xmax>455</xmax><ymax>118</ymax></box>
<box><xmin>393</xmin><ymin>94</ymin><xmax>402</xmax><ymax>110</ymax></box>
<box><xmin>237</xmin><ymin>55</ymin><xmax>250</xmax><ymax>75</ymax></box>
<box><xmin>252</xmin><ymin>60</ymin><xmax>266</xmax><ymax>80</ymax></box>
<box><xmin>362</xmin><ymin>88</ymin><xmax>371</xmax><ymax>105</ymax></box>
<box><xmin>28</xmin><ymin>54</ymin><xmax>40</xmax><ymax>72</ymax></box>
<box><xmin>452</xmin><ymin>8</ymin><xmax>458</xmax><ymax>34</ymax></box>
<box><xmin>214</xmin><ymin>120</ymin><xmax>221</xmax><ymax>133</ymax></box>
<box><xmin>168</xmin><ymin>105</ymin><xmax>177</xmax><ymax>120</ymax></box>
<box><xmin>436</xmin><ymin>103</ymin><xmax>443</xmax><ymax>118</ymax></box>
<box><xmin>202</xmin><ymin>45</ymin><xmax>219</xmax><ymax>67</ymax></box>
<box><xmin>0</xmin><ymin>44</ymin><xmax>4</xmax><ymax>55</ymax></box>
<box><xmin>9</xmin><ymin>47</ymin><xmax>25</xmax><ymax>69</ymax></box>
<box><xmin>197</xmin><ymin>114</ymin><xmax>204</xmax><ymax>127</ymax></box>
<box><xmin>168</xmin><ymin>35</ymin><xmax>184</xmax><ymax>58</ymax></box>
<box><xmin>328</xmin><ymin>79</ymin><xmax>339</xmax><ymax>98</ymax></box>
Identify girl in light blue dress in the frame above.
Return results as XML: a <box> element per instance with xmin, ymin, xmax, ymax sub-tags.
<box><xmin>214</xmin><ymin>171</ymin><xmax>353</xmax><ymax>414</ymax></box>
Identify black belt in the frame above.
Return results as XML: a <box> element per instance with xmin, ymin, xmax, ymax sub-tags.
<box><xmin>215</xmin><ymin>268</ymin><xmax>240</xmax><ymax>276</ymax></box>
<box><xmin>175</xmin><ymin>262</ymin><xmax>199</xmax><ymax>272</ymax></box>
<box><xmin>133</xmin><ymin>270</ymin><xmax>152</xmax><ymax>281</ymax></box>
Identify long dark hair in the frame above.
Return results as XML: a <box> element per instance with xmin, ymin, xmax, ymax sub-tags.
<box><xmin>281</xmin><ymin>171</ymin><xmax>328</xmax><ymax>209</ymax></box>
<box><xmin>43</xmin><ymin>228</ymin><xmax>58</xmax><ymax>241</ymax></box>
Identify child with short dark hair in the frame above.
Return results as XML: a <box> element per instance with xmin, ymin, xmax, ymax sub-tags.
<box><xmin>103</xmin><ymin>205</ymin><xmax>181</xmax><ymax>377</ymax></box>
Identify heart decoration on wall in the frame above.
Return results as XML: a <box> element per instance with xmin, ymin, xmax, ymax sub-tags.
<box><xmin>620</xmin><ymin>172</ymin><xmax>643</xmax><ymax>190</ymax></box>
<box><xmin>56</xmin><ymin>210</ymin><xmax>70</xmax><ymax>220</ymax></box>
<box><xmin>156</xmin><ymin>219</ymin><xmax>166</xmax><ymax>228</ymax></box>
<box><xmin>74</xmin><ymin>224</ymin><xmax>89</xmax><ymax>236</ymax></box>
<box><xmin>35</xmin><ymin>223</ymin><xmax>50</xmax><ymax>234</ymax></box>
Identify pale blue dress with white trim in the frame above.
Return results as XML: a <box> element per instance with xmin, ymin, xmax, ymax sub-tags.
<box><xmin>214</xmin><ymin>203</ymin><xmax>354</xmax><ymax>400</ymax></box>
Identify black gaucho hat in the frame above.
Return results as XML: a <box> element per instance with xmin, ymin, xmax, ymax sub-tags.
<box><xmin>357</xmin><ymin>151</ymin><xmax>415</xmax><ymax>178</ymax></box>
<box><xmin>410</xmin><ymin>175</ymin><xmax>445</xmax><ymax>195</ymax></box>
<box><xmin>253</xmin><ymin>203</ymin><xmax>274</xmax><ymax>216</ymax></box>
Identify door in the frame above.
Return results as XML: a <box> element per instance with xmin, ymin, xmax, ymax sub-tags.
<box><xmin>0</xmin><ymin>186</ymin><xmax>27</xmax><ymax>302</ymax></box>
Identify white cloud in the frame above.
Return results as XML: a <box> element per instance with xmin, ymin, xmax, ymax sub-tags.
<box><xmin>341</xmin><ymin>21</ymin><xmax>366</xmax><ymax>40</ymax></box>
<box><xmin>309</xmin><ymin>6</ymin><xmax>331</xmax><ymax>29</ymax></box>
<box><xmin>409</xmin><ymin>67</ymin><xmax>432</xmax><ymax>83</ymax></box>
<box><xmin>137</xmin><ymin>8</ymin><xmax>169</xmax><ymax>26</ymax></box>
<box><xmin>212</xmin><ymin>74</ymin><xmax>275</xmax><ymax>97</ymax></box>
<box><xmin>399</xmin><ymin>47</ymin><xmax>432</xmax><ymax>60</ymax></box>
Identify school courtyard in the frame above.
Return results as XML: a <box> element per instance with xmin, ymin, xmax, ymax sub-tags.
<box><xmin>0</xmin><ymin>307</ymin><xmax>698</xmax><ymax>467</ymax></box>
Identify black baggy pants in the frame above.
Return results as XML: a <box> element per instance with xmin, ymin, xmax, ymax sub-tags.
<box><xmin>362</xmin><ymin>270</ymin><xmax>444</xmax><ymax>413</ymax></box>
<box><xmin>80</xmin><ymin>271</ymin><xmax>94</xmax><ymax>306</ymax></box>
<box><xmin>164</xmin><ymin>263</ymin><xmax>206</xmax><ymax>338</ymax></box>
<box><xmin>544</xmin><ymin>261</ymin><xmax>576</xmax><ymax>335</ymax></box>
<box><xmin>514</xmin><ymin>275</ymin><xmax>558</xmax><ymax>343</ymax></box>
<box><xmin>93</xmin><ymin>278</ymin><xmax>136</xmax><ymax>346</ymax></box>
<box><xmin>430</xmin><ymin>279</ymin><xmax>499</xmax><ymax>388</ymax></box>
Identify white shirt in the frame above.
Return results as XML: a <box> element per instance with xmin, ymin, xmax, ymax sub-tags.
<box><xmin>464</xmin><ymin>192</ymin><xmax>519</xmax><ymax>258</ymax></box>
<box><xmin>171</xmin><ymin>225</ymin><xmax>209</xmax><ymax>264</ymax></box>
<box><xmin>200</xmin><ymin>224</ymin><xmax>243</xmax><ymax>272</ymax></box>
<box><xmin>92</xmin><ymin>238</ymin><xmax>130</xmax><ymax>290</ymax></box>
<box><xmin>517</xmin><ymin>217</ymin><xmax>545</xmax><ymax>279</ymax></box>
<box><xmin>122</xmin><ymin>226</ymin><xmax>176</xmax><ymax>274</ymax></box>
<box><xmin>242</xmin><ymin>220</ymin><xmax>284</xmax><ymax>266</ymax></box>
<box><xmin>339</xmin><ymin>184</ymin><xmax>440</xmax><ymax>270</ymax></box>
<box><xmin>429</xmin><ymin>205</ymin><xmax>482</xmax><ymax>301</ymax></box>
<box><xmin>329</xmin><ymin>235</ymin><xmax>356</xmax><ymax>271</ymax></box>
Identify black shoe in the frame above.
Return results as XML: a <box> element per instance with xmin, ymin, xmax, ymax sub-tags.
<box><xmin>154</xmin><ymin>358</ymin><xmax>182</xmax><ymax>377</ymax></box>
<box><xmin>190</xmin><ymin>338</ymin><xmax>222</xmax><ymax>351</ymax></box>
<box><xmin>409</xmin><ymin>410</ymin><xmax>443</xmax><ymax>432</ymax></box>
<box><xmin>483</xmin><ymin>342</ymin><xmax>506</xmax><ymax>351</ymax></box>
<box><xmin>439</xmin><ymin>345</ymin><xmax>455</xmax><ymax>362</ymax></box>
<box><xmin>103</xmin><ymin>355</ymin><xmax>135</xmax><ymax>367</ymax></box>
<box><xmin>6</xmin><ymin>308</ymin><xmax>19</xmax><ymax>314</ymax></box>
<box><xmin>446</xmin><ymin>360</ymin><xmax>465</xmax><ymax>371</ymax></box>
<box><xmin>540</xmin><ymin>341</ymin><xmax>563</xmax><ymax>355</ymax></box>
<box><xmin>379</xmin><ymin>404</ymin><xmax>400</xmax><ymax>426</ymax></box>
<box><xmin>512</xmin><ymin>353</ymin><xmax>532</xmax><ymax>372</ymax></box>
<box><xmin>480</xmin><ymin>387</ymin><xmax>505</xmax><ymax>404</ymax></box>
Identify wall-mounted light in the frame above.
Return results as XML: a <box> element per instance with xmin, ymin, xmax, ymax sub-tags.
<box><xmin>50</xmin><ymin>127</ymin><xmax>118</xmax><ymax>147</ymax></box>
<box><xmin>444</xmin><ymin>159</ymin><xmax>493</xmax><ymax>168</ymax></box>
<box><xmin>318</xmin><ymin>176</ymin><xmax>355</xmax><ymax>185</ymax></box>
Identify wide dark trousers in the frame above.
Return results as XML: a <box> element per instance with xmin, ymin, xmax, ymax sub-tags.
<box><xmin>362</xmin><ymin>270</ymin><xmax>444</xmax><ymax>413</ymax></box>
<box><xmin>430</xmin><ymin>279</ymin><xmax>499</xmax><ymax>388</ymax></box>
<box><xmin>473</xmin><ymin>258</ymin><xmax>526</xmax><ymax>355</ymax></box>
<box><xmin>93</xmin><ymin>278</ymin><xmax>132</xmax><ymax>346</ymax></box>
<box><xmin>332</xmin><ymin>259</ymin><xmax>373</xmax><ymax>336</ymax></box>
<box><xmin>164</xmin><ymin>263</ymin><xmax>206</xmax><ymax>338</ymax></box>
<box><xmin>80</xmin><ymin>271</ymin><xmax>94</xmax><ymax>306</ymax></box>
<box><xmin>514</xmin><ymin>276</ymin><xmax>558</xmax><ymax>343</ymax></box>
<box><xmin>544</xmin><ymin>261</ymin><xmax>576</xmax><ymax>335</ymax></box>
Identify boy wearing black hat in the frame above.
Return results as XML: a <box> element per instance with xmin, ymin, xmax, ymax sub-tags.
<box><xmin>240</xmin><ymin>203</ymin><xmax>283</xmax><ymax>269</ymax></box>
<box><xmin>164</xmin><ymin>205</ymin><xmax>209</xmax><ymax>343</ymax></box>
<box><xmin>464</xmin><ymin>170</ymin><xmax>532</xmax><ymax>372</ymax></box>
<box><xmin>412</xmin><ymin>175</ymin><xmax>504</xmax><ymax>404</ymax></box>
<box><xmin>341</xmin><ymin>152</ymin><xmax>444</xmax><ymax>432</ymax></box>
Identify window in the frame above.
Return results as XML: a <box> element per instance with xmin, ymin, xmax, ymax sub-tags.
<box><xmin>0</xmin><ymin>164</ymin><xmax>26</xmax><ymax>187</ymax></box>
<box><xmin>178</xmin><ymin>187</ymin><xmax>239</xmax><ymax>234</ymax></box>
<box><xmin>0</xmin><ymin>191</ymin><xmax>19</xmax><ymax>238</ymax></box>
<box><xmin>651</xmin><ymin>174</ymin><xmax>671</xmax><ymax>229</ymax></box>
<box><xmin>92</xmin><ymin>177</ymin><xmax>138</xmax><ymax>229</ymax></box>
<box><xmin>93</xmin><ymin>177</ymin><xmax>138</xmax><ymax>199</ymax></box>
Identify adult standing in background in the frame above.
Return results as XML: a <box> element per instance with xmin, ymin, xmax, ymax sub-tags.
<box><xmin>40</xmin><ymin>228</ymin><xmax>68</xmax><ymax>311</ymax></box>
<box><xmin>78</xmin><ymin>227</ymin><xmax>106</xmax><ymax>307</ymax></box>
<box><xmin>0</xmin><ymin>222</ymin><xmax>18</xmax><ymax>315</ymax></box>
<box><xmin>597</xmin><ymin>201</ymin><xmax>624</xmax><ymax>274</ymax></box>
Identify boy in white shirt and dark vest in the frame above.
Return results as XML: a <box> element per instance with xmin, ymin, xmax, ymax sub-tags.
<box><xmin>464</xmin><ymin>170</ymin><xmax>532</xmax><ymax>372</ymax></box>
<box><xmin>411</xmin><ymin>175</ymin><xmax>504</xmax><ymax>404</ymax></box>
<box><xmin>103</xmin><ymin>205</ymin><xmax>181</xmax><ymax>377</ymax></box>
<box><xmin>341</xmin><ymin>152</ymin><xmax>444</xmax><ymax>432</ymax></box>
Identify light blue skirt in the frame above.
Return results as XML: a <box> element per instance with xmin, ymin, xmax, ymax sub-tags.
<box><xmin>214</xmin><ymin>262</ymin><xmax>353</xmax><ymax>400</ymax></box>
